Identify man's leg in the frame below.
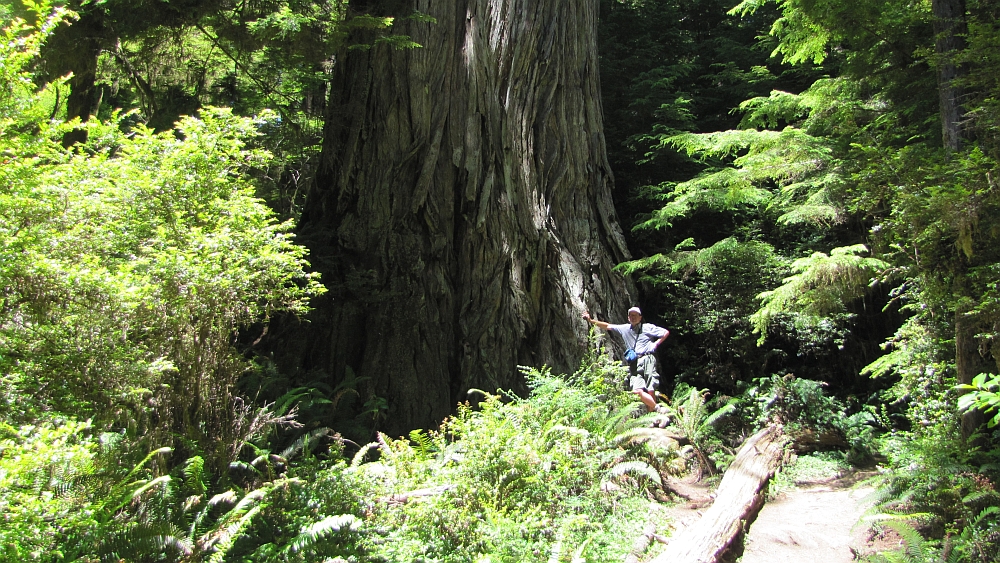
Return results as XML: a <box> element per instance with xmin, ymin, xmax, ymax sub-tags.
<box><xmin>634</xmin><ymin>356</ymin><xmax>660</xmax><ymax>412</ymax></box>
<box><xmin>634</xmin><ymin>388</ymin><xmax>657</xmax><ymax>412</ymax></box>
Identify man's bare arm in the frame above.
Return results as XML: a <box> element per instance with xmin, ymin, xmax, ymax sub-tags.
<box><xmin>582</xmin><ymin>311</ymin><xmax>610</xmax><ymax>330</ymax></box>
<box><xmin>653</xmin><ymin>329</ymin><xmax>670</xmax><ymax>349</ymax></box>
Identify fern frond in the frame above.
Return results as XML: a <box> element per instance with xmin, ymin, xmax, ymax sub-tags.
<box><xmin>287</xmin><ymin>514</ymin><xmax>362</xmax><ymax>553</ymax></box>
<box><xmin>120</xmin><ymin>446</ymin><xmax>172</xmax><ymax>484</ymax></box>
<box><xmin>600</xmin><ymin>403</ymin><xmax>642</xmax><ymax>440</ymax></box>
<box><xmin>101</xmin><ymin>521</ymin><xmax>191</xmax><ymax>560</ymax></box>
<box><xmin>864</xmin><ymin>512</ymin><xmax>937</xmax><ymax>524</ymax></box>
<box><xmin>604</xmin><ymin>460</ymin><xmax>662</xmax><ymax>487</ymax></box>
<box><xmin>187</xmin><ymin>489</ymin><xmax>239</xmax><ymax>539</ymax></box>
<box><xmin>182</xmin><ymin>456</ymin><xmax>207</xmax><ymax>496</ymax></box>
<box><xmin>969</xmin><ymin>505</ymin><xmax>1000</xmax><ymax>526</ymax></box>
<box><xmin>280</xmin><ymin>427</ymin><xmax>333</xmax><ymax>461</ymax></box>
<box><xmin>544</xmin><ymin>425</ymin><xmax>591</xmax><ymax>441</ymax></box>
<box><xmin>979</xmin><ymin>462</ymin><xmax>1000</xmax><ymax>474</ymax></box>
<box><xmin>251</xmin><ymin>454</ymin><xmax>271</xmax><ymax>469</ymax></box>
<box><xmin>886</xmin><ymin>520</ymin><xmax>932</xmax><ymax>562</ymax></box>
<box><xmin>963</xmin><ymin>490</ymin><xmax>1000</xmax><ymax>506</ymax></box>
<box><xmin>351</xmin><ymin>442</ymin><xmax>379</xmax><ymax>467</ymax></box>
<box><xmin>205</xmin><ymin>503</ymin><xmax>264</xmax><ymax>563</ymax></box>
<box><xmin>199</xmin><ymin>485</ymin><xmax>277</xmax><ymax>561</ymax></box>
<box><xmin>230</xmin><ymin>460</ymin><xmax>262</xmax><ymax>479</ymax></box>
<box><xmin>208</xmin><ymin>490</ymin><xmax>239</xmax><ymax>508</ymax></box>
<box><xmin>547</xmin><ymin>529</ymin><xmax>565</xmax><ymax>563</ymax></box>
<box><xmin>408</xmin><ymin>429</ymin><xmax>435</xmax><ymax>458</ymax></box>
<box><xmin>700</xmin><ymin>400</ymin><xmax>737</xmax><ymax>430</ymax></box>
<box><xmin>861</xmin><ymin>481</ymin><xmax>905</xmax><ymax>511</ymax></box>
<box><xmin>571</xmin><ymin>534</ymin><xmax>596</xmax><ymax>563</ymax></box>
<box><xmin>131</xmin><ymin>474</ymin><xmax>171</xmax><ymax>499</ymax></box>
<box><xmin>672</xmin><ymin>386</ymin><xmax>709</xmax><ymax>440</ymax></box>
<box><xmin>612</xmin><ymin>426</ymin><xmax>656</xmax><ymax>446</ymax></box>
<box><xmin>273</xmin><ymin>386</ymin><xmax>312</xmax><ymax>416</ymax></box>
<box><xmin>162</xmin><ymin>530</ymin><xmax>195</xmax><ymax>557</ymax></box>
<box><xmin>227</xmin><ymin>487</ymin><xmax>268</xmax><ymax>517</ymax></box>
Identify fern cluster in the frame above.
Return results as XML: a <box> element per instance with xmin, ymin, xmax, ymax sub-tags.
<box><xmin>334</xmin><ymin>359</ymin><xmax>674</xmax><ymax>563</ymax></box>
<box><xmin>862</xmin><ymin>424</ymin><xmax>1000</xmax><ymax>563</ymax></box>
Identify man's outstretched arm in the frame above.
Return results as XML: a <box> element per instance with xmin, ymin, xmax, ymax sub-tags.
<box><xmin>582</xmin><ymin>311</ymin><xmax>610</xmax><ymax>330</ymax></box>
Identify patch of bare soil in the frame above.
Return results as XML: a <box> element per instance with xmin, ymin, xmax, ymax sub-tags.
<box><xmin>659</xmin><ymin>474</ymin><xmax>716</xmax><ymax>534</ymax></box>
<box><xmin>736</xmin><ymin>472</ymin><xmax>883</xmax><ymax>563</ymax></box>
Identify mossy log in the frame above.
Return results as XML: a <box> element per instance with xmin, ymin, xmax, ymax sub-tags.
<box><xmin>650</xmin><ymin>424</ymin><xmax>790</xmax><ymax>563</ymax></box>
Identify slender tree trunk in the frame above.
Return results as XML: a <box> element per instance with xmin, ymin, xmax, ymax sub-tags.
<box><xmin>286</xmin><ymin>0</ymin><xmax>633</xmax><ymax>436</ymax></box>
<box><xmin>933</xmin><ymin>0</ymin><xmax>967</xmax><ymax>151</ymax></box>
<box><xmin>933</xmin><ymin>0</ymin><xmax>984</xmax><ymax>440</ymax></box>
<box><xmin>45</xmin><ymin>13</ymin><xmax>105</xmax><ymax>146</ymax></box>
<box><xmin>956</xmin><ymin>301</ymin><xmax>987</xmax><ymax>441</ymax></box>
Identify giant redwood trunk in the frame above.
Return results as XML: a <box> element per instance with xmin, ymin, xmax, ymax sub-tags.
<box><xmin>287</xmin><ymin>0</ymin><xmax>634</xmax><ymax>436</ymax></box>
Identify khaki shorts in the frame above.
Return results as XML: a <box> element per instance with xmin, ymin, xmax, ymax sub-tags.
<box><xmin>628</xmin><ymin>354</ymin><xmax>659</xmax><ymax>392</ymax></box>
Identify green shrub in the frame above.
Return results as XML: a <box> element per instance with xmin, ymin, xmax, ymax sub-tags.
<box><xmin>747</xmin><ymin>374</ymin><xmax>844</xmax><ymax>428</ymax></box>
<box><xmin>0</xmin><ymin>6</ymin><xmax>324</xmax><ymax>471</ymax></box>
<box><xmin>958</xmin><ymin>373</ymin><xmax>1000</xmax><ymax>429</ymax></box>
<box><xmin>0</xmin><ymin>419</ymin><xmax>98</xmax><ymax>562</ymax></box>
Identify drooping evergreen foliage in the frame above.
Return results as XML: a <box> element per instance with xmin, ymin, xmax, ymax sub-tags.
<box><xmin>609</xmin><ymin>0</ymin><xmax>1000</xmax><ymax>559</ymax></box>
<box><xmin>5</xmin><ymin>0</ymin><xmax>1000</xmax><ymax>560</ymax></box>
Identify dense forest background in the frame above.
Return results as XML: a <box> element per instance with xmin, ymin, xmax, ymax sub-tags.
<box><xmin>3</xmin><ymin>0</ymin><xmax>1000</xmax><ymax>561</ymax></box>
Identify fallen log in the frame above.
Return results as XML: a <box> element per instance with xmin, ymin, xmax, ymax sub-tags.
<box><xmin>377</xmin><ymin>484</ymin><xmax>456</xmax><ymax>505</ymax></box>
<box><xmin>650</xmin><ymin>424</ymin><xmax>789</xmax><ymax>563</ymax></box>
<box><xmin>788</xmin><ymin>427</ymin><xmax>849</xmax><ymax>453</ymax></box>
<box><xmin>624</xmin><ymin>523</ymin><xmax>657</xmax><ymax>563</ymax></box>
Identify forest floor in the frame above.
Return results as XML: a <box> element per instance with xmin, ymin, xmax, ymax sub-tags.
<box><xmin>659</xmin><ymin>468</ymin><xmax>902</xmax><ymax>562</ymax></box>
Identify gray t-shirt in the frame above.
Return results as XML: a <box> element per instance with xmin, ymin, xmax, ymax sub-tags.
<box><xmin>609</xmin><ymin>322</ymin><xmax>667</xmax><ymax>355</ymax></box>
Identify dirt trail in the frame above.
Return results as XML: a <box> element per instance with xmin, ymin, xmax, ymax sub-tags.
<box><xmin>738</xmin><ymin>477</ymin><xmax>874</xmax><ymax>563</ymax></box>
<box><xmin>659</xmin><ymin>472</ymin><xmax>888</xmax><ymax>562</ymax></box>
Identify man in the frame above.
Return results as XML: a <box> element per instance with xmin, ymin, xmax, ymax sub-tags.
<box><xmin>583</xmin><ymin>307</ymin><xmax>669</xmax><ymax>412</ymax></box>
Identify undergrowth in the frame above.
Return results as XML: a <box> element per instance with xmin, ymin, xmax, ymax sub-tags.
<box><xmin>352</xmin><ymin>353</ymin><xmax>674</xmax><ymax>563</ymax></box>
<box><xmin>0</xmin><ymin>346</ymin><xmax>688</xmax><ymax>562</ymax></box>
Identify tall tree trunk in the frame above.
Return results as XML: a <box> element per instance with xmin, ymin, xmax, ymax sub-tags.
<box><xmin>285</xmin><ymin>0</ymin><xmax>634</xmax><ymax>436</ymax></box>
<box><xmin>44</xmin><ymin>12</ymin><xmax>105</xmax><ymax>146</ymax></box>
<box><xmin>956</xmin><ymin>300</ymin><xmax>987</xmax><ymax>441</ymax></box>
<box><xmin>933</xmin><ymin>0</ymin><xmax>983</xmax><ymax>440</ymax></box>
<box><xmin>933</xmin><ymin>0</ymin><xmax>967</xmax><ymax>151</ymax></box>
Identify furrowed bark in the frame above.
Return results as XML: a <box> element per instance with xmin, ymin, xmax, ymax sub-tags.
<box><xmin>283</xmin><ymin>0</ymin><xmax>633</xmax><ymax>436</ymax></box>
